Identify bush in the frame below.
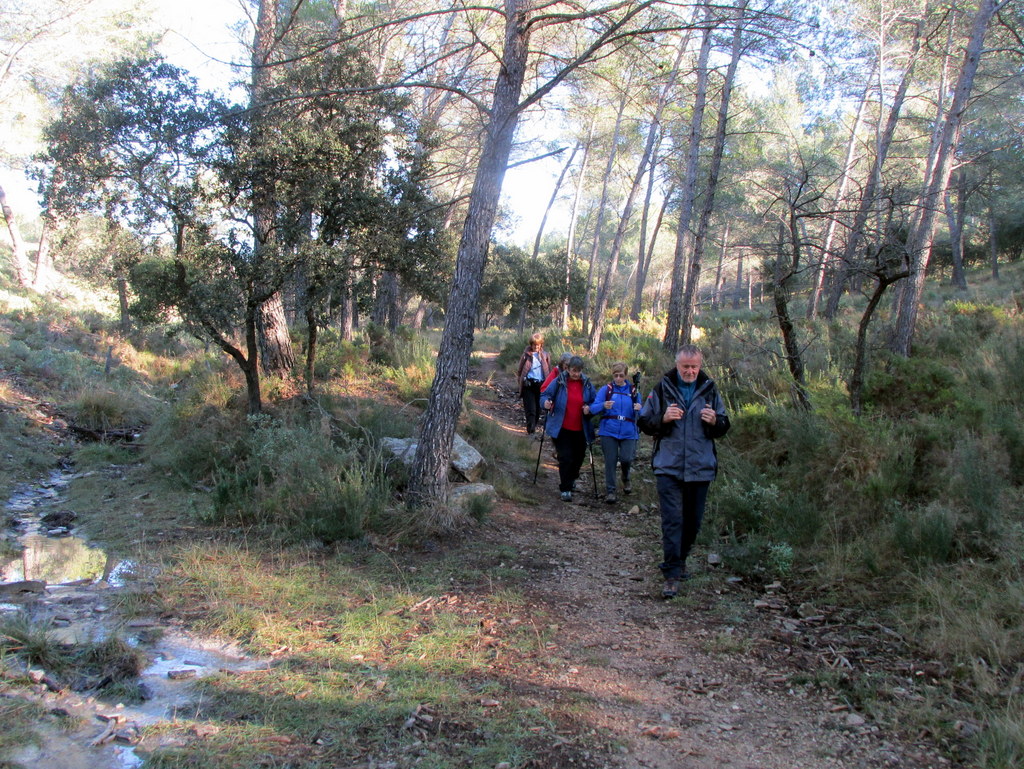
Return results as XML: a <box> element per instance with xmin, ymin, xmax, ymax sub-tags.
<box><xmin>892</xmin><ymin>503</ymin><xmax>956</xmax><ymax>563</ymax></box>
<box><xmin>864</xmin><ymin>354</ymin><xmax>959</xmax><ymax>417</ymax></box>
<box><xmin>208</xmin><ymin>414</ymin><xmax>394</xmax><ymax>542</ymax></box>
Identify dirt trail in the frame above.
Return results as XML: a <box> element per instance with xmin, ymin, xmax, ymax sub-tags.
<box><xmin>467</xmin><ymin>353</ymin><xmax>947</xmax><ymax>769</ymax></box>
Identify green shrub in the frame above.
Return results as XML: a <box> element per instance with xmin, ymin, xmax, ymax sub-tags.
<box><xmin>71</xmin><ymin>386</ymin><xmax>151</xmax><ymax>431</ymax></box>
<box><xmin>208</xmin><ymin>414</ymin><xmax>394</xmax><ymax>542</ymax></box>
<box><xmin>864</xmin><ymin>354</ymin><xmax>959</xmax><ymax>417</ymax></box>
<box><xmin>312</xmin><ymin>330</ymin><xmax>368</xmax><ymax>379</ymax></box>
<box><xmin>892</xmin><ymin>503</ymin><xmax>956</xmax><ymax>563</ymax></box>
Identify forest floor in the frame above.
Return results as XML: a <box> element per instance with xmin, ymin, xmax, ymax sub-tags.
<box><xmin>0</xmin><ymin>350</ymin><xmax>957</xmax><ymax>768</ymax></box>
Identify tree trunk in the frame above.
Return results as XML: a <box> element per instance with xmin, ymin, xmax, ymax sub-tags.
<box><xmin>808</xmin><ymin>70</ymin><xmax>872</xmax><ymax>319</ymax></box>
<box><xmin>773</xmin><ymin>222</ymin><xmax>810</xmax><ymax>411</ymax></box>
<box><xmin>892</xmin><ymin>0</ymin><xmax>1003</xmax><ymax>356</ymax></box>
<box><xmin>946</xmin><ymin>166</ymin><xmax>968</xmax><ymax>291</ymax></box>
<box><xmin>849</xmin><ymin>263</ymin><xmax>908</xmax><ymax>416</ymax></box>
<box><xmin>249</xmin><ymin>0</ymin><xmax>295</xmax><ymax>380</ymax></box>
<box><xmin>116</xmin><ymin>273</ymin><xmax>131</xmax><ymax>335</ymax></box>
<box><xmin>629</xmin><ymin>29</ymin><xmax>690</xmax><ymax>322</ymax></box>
<box><xmin>372</xmin><ymin>270</ymin><xmax>401</xmax><ymax>331</ymax></box>
<box><xmin>989</xmin><ymin>193</ymin><xmax>999</xmax><ymax>281</ymax></box>
<box><xmin>663</xmin><ymin>1</ymin><xmax>713</xmax><ymax>350</ymax></box>
<box><xmin>408</xmin><ymin>0</ymin><xmax>531</xmax><ymax>505</ymax></box>
<box><xmin>733</xmin><ymin>247</ymin><xmax>744</xmax><ymax>309</ymax></box>
<box><xmin>304</xmin><ymin>302</ymin><xmax>318</xmax><ymax>396</ymax></box>
<box><xmin>33</xmin><ymin>214</ymin><xmax>54</xmax><ymax>291</ymax></box>
<box><xmin>679</xmin><ymin>0</ymin><xmax>747</xmax><ymax>345</ymax></box>
<box><xmin>0</xmin><ymin>184</ymin><xmax>31</xmax><ymax>287</ymax></box>
<box><xmin>713</xmin><ymin>222</ymin><xmax>729</xmax><ymax>309</ymax></box>
<box><xmin>582</xmin><ymin>90</ymin><xmax>629</xmax><ymax>338</ymax></box>
<box><xmin>257</xmin><ymin>292</ymin><xmax>295</xmax><ymax>376</ymax></box>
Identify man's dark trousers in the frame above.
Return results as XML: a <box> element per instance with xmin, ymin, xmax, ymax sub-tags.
<box><xmin>656</xmin><ymin>475</ymin><xmax>710</xmax><ymax>579</ymax></box>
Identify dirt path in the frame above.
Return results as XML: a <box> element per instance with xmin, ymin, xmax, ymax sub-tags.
<box><xmin>467</xmin><ymin>353</ymin><xmax>947</xmax><ymax>769</ymax></box>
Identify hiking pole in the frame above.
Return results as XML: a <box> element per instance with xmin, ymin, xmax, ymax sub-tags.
<box><xmin>588</xmin><ymin>440</ymin><xmax>598</xmax><ymax>497</ymax></box>
<box><xmin>532</xmin><ymin>413</ymin><xmax>547</xmax><ymax>484</ymax></box>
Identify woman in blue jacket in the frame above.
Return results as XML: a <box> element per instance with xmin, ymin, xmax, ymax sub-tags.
<box><xmin>589</xmin><ymin>362</ymin><xmax>642</xmax><ymax>503</ymax></box>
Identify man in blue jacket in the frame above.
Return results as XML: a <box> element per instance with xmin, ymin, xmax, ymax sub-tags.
<box><xmin>638</xmin><ymin>345</ymin><xmax>730</xmax><ymax>599</ymax></box>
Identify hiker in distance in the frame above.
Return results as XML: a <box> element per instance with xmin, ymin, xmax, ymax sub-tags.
<box><xmin>540</xmin><ymin>351</ymin><xmax>573</xmax><ymax>392</ymax></box>
<box><xmin>542</xmin><ymin>355</ymin><xmax>596</xmax><ymax>502</ymax></box>
<box><xmin>589</xmin><ymin>361</ymin><xmax>642</xmax><ymax>504</ymax></box>
<box><xmin>638</xmin><ymin>344</ymin><xmax>730</xmax><ymax>599</ymax></box>
<box><xmin>516</xmin><ymin>333</ymin><xmax>551</xmax><ymax>435</ymax></box>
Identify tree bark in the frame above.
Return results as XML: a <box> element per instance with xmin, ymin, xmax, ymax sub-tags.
<box><xmin>257</xmin><ymin>292</ymin><xmax>295</xmax><ymax>376</ymax></box>
<box><xmin>408</xmin><ymin>0</ymin><xmax>532</xmax><ymax>505</ymax></box>
<box><xmin>849</xmin><ymin>262</ymin><xmax>908</xmax><ymax>416</ymax></box>
<box><xmin>532</xmin><ymin>142</ymin><xmax>579</xmax><ymax>260</ymax></box>
<box><xmin>773</xmin><ymin>222</ymin><xmax>810</xmax><ymax>411</ymax></box>
<box><xmin>0</xmin><ymin>184</ymin><xmax>31</xmax><ymax>287</ymax></box>
<box><xmin>945</xmin><ymin>166</ymin><xmax>968</xmax><ymax>291</ymax></box>
<box><xmin>562</xmin><ymin>120</ymin><xmax>594</xmax><ymax>330</ymax></box>
<box><xmin>988</xmin><ymin>187</ymin><xmax>999</xmax><ymax>281</ymax></box>
<box><xmin>808</xmin><ymin>70</ymin><xmax>872</xmax><ymax>319</ymax></box>
<box><xmin>589</xmin><ymin>46</ymin><xmax>683</xmax><ymax>354</ymax></box>
<box><xmin>713</xmin><ymin>221</ymin><xmax>729</xmax><ymax>309</ymax></box>
<box><xmin>33</xmin><ymin>214</ymin><xmax>54</xmax><ymax>291</ymax></box>
<box><xmin>250</xmin><ymin>0</ymin><xmax>295</xmax><ymax>380</ymax></box>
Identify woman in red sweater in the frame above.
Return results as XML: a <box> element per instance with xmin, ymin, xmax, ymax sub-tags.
<box><xmin>541</xmin><ymin>356</ymin><xmax>597</xmax><ymax>502</ymax></box>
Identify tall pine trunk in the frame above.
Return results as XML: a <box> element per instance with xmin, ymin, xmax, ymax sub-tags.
<box><xmin>678</xmin><ymin>0</ymin><xmax>747</xmax><ymax>345</ymax></box>
<box><xmin>408</xmin><ymin>0</ymin><xmax>531</xmax><ymax>504</ymax></box>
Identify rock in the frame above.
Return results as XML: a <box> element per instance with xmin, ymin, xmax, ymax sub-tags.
<box><xmin>381</xmin><ymin>437</ymin><xmax>417</xmax><ymax>465</ymax></box>
<box><xmin>450</xmin><ymin>434</ymin><xmax>486</xmax><ymax>482</ymax></box>
<box><xmin>449</xmin><ymin>483</ymin><xmax>496</xmax><ymax>513</ymax></box>
<box><xmin>845</xmin><ymin>712</ymin><xmax>866</xmax><ymax>727</ymax></box>
<box><xmin>627</xmin><ymin>505</ymin><xmax>639</xmax><ymax>515</ymax></box>
<box><xmin>707</xmin><ymin>553</ymin><xmax>722</xmax><ymax>566</ymax></box>
<box><xmin>797</xmin><ymin>602</ymin><xmax>818</xmax><ymax>618</ymax></box>
<box><xmin>167</xmin><ymin>669</ymin><xmax>197</xmax><ymax>680</ymax></box>
<box><xmin>40</xmin><ymin>510</ymin><xmax>77</xmax><ymax>528</ymax></box>
<box><xmin>0</xmin><ymin>580</ymin><xmax>46</xmax><ymax>599</ymax></box>
<box><xmin>381</xmin><ymin>434</ymin><xmax>486</xmax><ymax>482</ymax></box>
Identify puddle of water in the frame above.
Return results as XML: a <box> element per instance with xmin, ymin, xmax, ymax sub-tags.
<box><xmin>130</xmin><ymin>632</ymin><xmax>271</xmax><ymax>722</ymax></box>
<box><xmin>2</xmin><ymin>467</ymin><xmax>129</xmax><ymax>587</ymax></box>
<box><xmin>1</xmin><ymin>466</ymin><xmax>273</xmax><ymax>758</ymax></box>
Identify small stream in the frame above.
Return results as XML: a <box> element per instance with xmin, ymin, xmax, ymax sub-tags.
<box><xmin>2</xmin><ymin>466</ymin><xmax>269</xmax><ymax>769</ymax></box>
<box><xmin>1</xmin><ymin>467</ymin><xmax>123</xmax><ymax>588</ymax></box>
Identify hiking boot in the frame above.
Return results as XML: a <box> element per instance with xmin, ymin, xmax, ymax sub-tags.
<box><xmin>662</xmin><ymin>579</ymin><xmax>680</xmax><ymax>599</ymax></box>
<box><xmin>560</xmin><ymin>491</ymin><xmax>572</xmax><ymax>502</ymax></box>
<box><xmin>604</xmin><ymin>491</ymin><xmax>617</xmax><ymax>504</ymax></box>
<box><xmin>622</xmin><ymin>478</ymin><xmax>632</xmax><ymax>495</ymax></box>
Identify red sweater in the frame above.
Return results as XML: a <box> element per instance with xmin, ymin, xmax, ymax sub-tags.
<box><xmin>562</xmin><ymin>379</ymin><xmax>584</xmax><ymax>431</ymax></box>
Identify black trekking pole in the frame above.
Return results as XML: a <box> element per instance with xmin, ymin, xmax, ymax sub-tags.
<box><xmin>532</xmin><ymin>412</ymin><xmax>547</xmax><ymax>484</ymax></box>
<box><xmin>588</xmin><ymin>440</ymin><xmax>598</xmax><ymax>496</ymax></box>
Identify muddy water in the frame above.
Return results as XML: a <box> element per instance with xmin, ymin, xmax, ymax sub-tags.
<box><xmin>1</xmin><ymin>467</ymin><xmax>123</xmax><ymax>586</ymax></box>
<box><xmin>1</xmin><ymin>467</ymin><xmax>270</xmax><ymax>769</ymax></box>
